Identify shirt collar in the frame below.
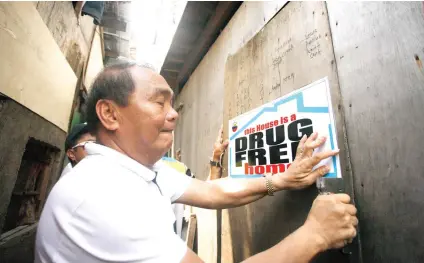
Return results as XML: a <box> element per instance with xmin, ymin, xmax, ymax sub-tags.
<box><xmin>85</xmin><ymin>142</ymin><xmax>161</xmax><ymax>182</ymax></box>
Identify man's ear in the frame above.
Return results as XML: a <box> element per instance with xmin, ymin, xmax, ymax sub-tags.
<box><xmin>96</xmin><ymin>99</ymin><xmax>120</xmax><ymax>131</ymax></box>
<box><xmin>66</xmin><ymin>149</ymin><xmax>76</xmax><ymax>162</ymax></box>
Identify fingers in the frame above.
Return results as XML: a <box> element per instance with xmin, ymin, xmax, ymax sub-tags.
<box><xmin>295</xmin><ymin>135</ymin><xmax>308</xmax><ymax>159</ymax></box>
<box><xmin>305</xmin><ymin>132</ymin><xmax>319</xmax><ymax>145</ymax></box>
<box><xmin>216</xmin><ymin>125</ymin><xmax>224</xmax><ymax>144</ymax></box>
<box><xmin>304</xmin><ymin>132</ymin><xmax>319</xmax><ymax>156</ymax></box>
<box><xmin>343</xmin><ymin>227</ymin><xmax>357</xmax><ymax>240</ymax></box>
<box><xmin>333</xmin><ymin>193</ymin><xmax>351</xmax><ymax>204</ymax></box>
<box><xmin>305</xmin><ymin>134</ymin><xmax>326</xmax><ymax>151</ymax></box>
<box><xmin>352</xmin><ymin>216</ymin><xmax>359</xmax><ymax>226</ymax></box>
<box><xmin>333</xmin><ymin>227</ymin><xmax>357</xmax><ymax>248</ymax></box>
<box><xmin>308</xmin><ymin>193</ymin><xmax>359</xmax><ymax>250</ymax></box>
<box><xmin>298</xmin><ymin>132</ymin><xmax>329</xmax><ymax>159</ymax></box>
<box><xmin>221</xmin><ymin>140</ymin><xmax>229</xmax><ymax>151</ymax></box>
<box><xmin>345</xmin><ymin>204</ymin><xmax>357</xmax><ymax>216</ymax></box>
<box><xmin>308</xmin><ymin>149</ymin><xmax>340</xmax><ymax>166</ymax></box>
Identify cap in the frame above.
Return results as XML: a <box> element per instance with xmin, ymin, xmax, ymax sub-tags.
<box><xmin>65</xmin><ymin>122</ymin><xmax>90</xmax><ymax>151</ymax></box>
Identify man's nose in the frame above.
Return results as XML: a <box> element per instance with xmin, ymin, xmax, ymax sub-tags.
<box><xmin>166</xmin><ymin>106</ymin><xmax>179</xmax><ymax>121</ymax></box>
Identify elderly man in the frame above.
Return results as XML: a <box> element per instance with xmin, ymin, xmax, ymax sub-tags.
<box><xmin>60</xmin><ymin>122</ymin><xmax>96</xmax><ymax>177</ymax></box>
<box><xmin>35</xmin><ymin>62</ymin><xmax>358</xmax><ymax>263</ymax></box>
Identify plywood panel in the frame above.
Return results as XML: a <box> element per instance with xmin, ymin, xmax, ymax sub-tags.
<box><xmin>173</xmin><ymin>2</ymin><xmax>289</xmax><ymax>262</ymax></box>
<box><xmin>36</xmin><ymin>1</ymin><xmax>95</xmax><ymax>76</ymax></box>
<box><xmin>327</xmin><ymin>2</ymin><xmax>424</xmax><ymax>262</ymax></box>
<box><xmin>0</xmin><ymin>2</ymin><xmax>77</xmax><ymax>132</ymax></box>
<box><xmin>223</xmin><ymin>2</ymin><xmax>359</xmax><ymax>262</ymax></box>
<box><xmin>85</xmin><ymin>27</ymin><xmax>104</xmax><ymax>90</ymax></box>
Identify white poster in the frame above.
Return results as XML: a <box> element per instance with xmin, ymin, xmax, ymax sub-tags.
<box><xmin>228</xmin><ymin>77</ymin><xmax>341</xmax><ymax>179</ymax></box>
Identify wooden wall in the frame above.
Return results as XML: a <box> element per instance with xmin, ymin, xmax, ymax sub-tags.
<box><xmin>0</xmin><ymin>2</ymin><xmax>77</xmax><ymax>132</ymax></box>
<box><xmin>85</xmin><ymin>27</ymin><xmax>104</xmax><ymax>90</ymax></box>
<box><xmin>0</xmin><ymin>2</ymin><xmax>99</xmax><ymax>261</ymax></box>
<box><xmin>222</xmin><ymin>2</ymin><xmax>354</xmax><ymax>262</ymax></box>
<box><xmin>175</xmin><ymin>1</ymin><xmax>424</xmax><ymax>263</ymax></box>
<box><xmin>36</xmin><ymin>1</ymin><xmax>96</xmax><ymax>78</ymax></box>
<box><xmin>327</xmin><ymin>2</ymin><xmax>424</xmax><ymax>262</ymax></box>
<box><xmin>173</xmin><ymin>2</ymin><xmax>288</xmax><ymax>262</ymax></box>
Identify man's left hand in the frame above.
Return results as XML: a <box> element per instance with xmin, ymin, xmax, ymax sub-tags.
<box><xmin>272</xmin><ymin>132</ymin><xmax>340</xmax><ymax>190</ymax></box>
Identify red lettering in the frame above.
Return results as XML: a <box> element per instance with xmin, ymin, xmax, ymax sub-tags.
<box><xmin>244</xmin><ymin>163</ymin><xmax>289</xmax><ymax>175</ymax></box>
<box><xmin>281</xmin><ymin>116</ymin><xmax>289</xmax><ymax>124</ymax></box>
<box><xmin>245</xmin><ymin>163</ymin><xmax>254</xmax><ymax>174</ymax></box>
<box><xmin>255</xmin><ymin>165</ymin><xmax>265</xmax><ymax>174</ymax></box>
<box><xmin>265</xmin><ymin>163</ymin><xmax>286</xmax><ymax>174</ymax></box>
<box><xmin>244</xmin><ymin>127</ymin><xmax>257</xmax><ymax>135</ymax></box>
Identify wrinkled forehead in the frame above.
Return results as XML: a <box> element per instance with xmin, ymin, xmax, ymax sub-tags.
<box><xmin>130</xmin><ymin>66</ymin><xmax>173</xmax><ymax>98</ymax></box>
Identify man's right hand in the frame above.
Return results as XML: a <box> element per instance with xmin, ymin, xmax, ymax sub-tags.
<box><xmin>184</xmin><ymin>193</ymin><xmax>359</xmax><ymax>263</ymax></box>
<box><xmin>303</xmin><ymin>193</ymin><xmax>358</xmax><ymax>251</ymax></box>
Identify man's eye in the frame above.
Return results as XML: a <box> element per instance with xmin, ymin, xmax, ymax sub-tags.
<box><xmin>156</xmin><ymin>101</ymin><xmax>165</xmax><ymax>106</ymax></box>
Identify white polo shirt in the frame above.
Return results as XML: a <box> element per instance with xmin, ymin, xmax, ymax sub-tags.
<box><xmin>59</xmin><ymin>162</ymin><xmax>73</xmax><ymax>178</ymax></box>
<box><xmin>35</xmin><ymin>143</ymin><xmax>192</xmax><ymax>263</ymax></box>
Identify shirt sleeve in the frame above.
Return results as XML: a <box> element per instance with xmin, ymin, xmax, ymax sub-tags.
<box><xmin>156</xmin><ymin>161</ymin><xmax>193</xmax><ymax>202</ymax></box>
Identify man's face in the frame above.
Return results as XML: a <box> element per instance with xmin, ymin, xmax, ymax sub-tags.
<box><xmin>117</xmin><ymin>67</ymin><xmax>178</xmax><ymax>163</ymax></box>
<box><xmin>67</xmin><ymin>133</ymin><xmax>96</xmax><ymax>165</ymax></box>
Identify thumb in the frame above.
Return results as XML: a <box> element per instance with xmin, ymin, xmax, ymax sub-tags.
<box><xmin>222</xmin><ymin>140</ymin><xmax>229</xmax><ymax>149</ymax></box>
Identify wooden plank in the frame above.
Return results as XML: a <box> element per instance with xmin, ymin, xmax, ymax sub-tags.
<box><xmin>185</xmin><ymin>214</ymin><xmax>197</xmax><ymax>250</ymax></box>
<box><xmin>176</xmin><ymin>1</ymin><xmax>242</xmax><ymax>88</ymax></box>
<box><xmin>222</xmin><ymin>2</ymin><xmax>358</xmax><ymax>262</ymax></box>
<box><xmin>84</xmin><ymin>26</ymin><xmax>104</xmax><ymax>91</ymax></box>
<box><xmin>165</xmin><ymin>54</ymin><xmax>185</xmax><ymax>64</ymax></box>
<box><xmin>0</xmin><ymin>223</ymin><xmax>37</xmax><ymax>247</ymax></box>
<box><xmin>173</xmin><ymin>2</ymin><xmax>289</xmax><ymax>262</ymax></box>
<box><xmin>36</xmin><ymin>1</ymin><xmax>94</xmax><ymax>75</ymax></box>
<box><xmin>0</xmin><ymin>2</ymin><xmax>77</xmax><ymax>132</ymax></box>
<box><xmin>327</xmin><ymin>2</ymin><xmax>424</xmax><ymax>262</ymax></box>
<box><xmin>36</xmin><ymin>159</ymin><xmax>53</xmax><ymax>218</ymax></box>
<box><xmin>0</xmin><ymin>225</ymin><xmax>28</xmax><ymax>241</ymax></box>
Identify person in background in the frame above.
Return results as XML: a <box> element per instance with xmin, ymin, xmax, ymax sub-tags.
<box><xmin>163</xmin><ymin>127</ymin><xmax>228</xmax><ymax>239</ymax></box>
<box><xmin>207</xmin><ymin>125</ymin><xmax>229</xmax><ymax>181</ymax></box>
<box><xmin>175</xmin><ymin>149</ymin><xmax>182</xmax><ymax>162</ymax></box>
<box><xmin>60</xmin><ymin>122</ymin><xmax>96</xmax><ymax>177</ymax></box>
<box><xmin>161</xmin><ymin>154</ymin><xmax>194</xmax><ymax>238</ymax></box>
